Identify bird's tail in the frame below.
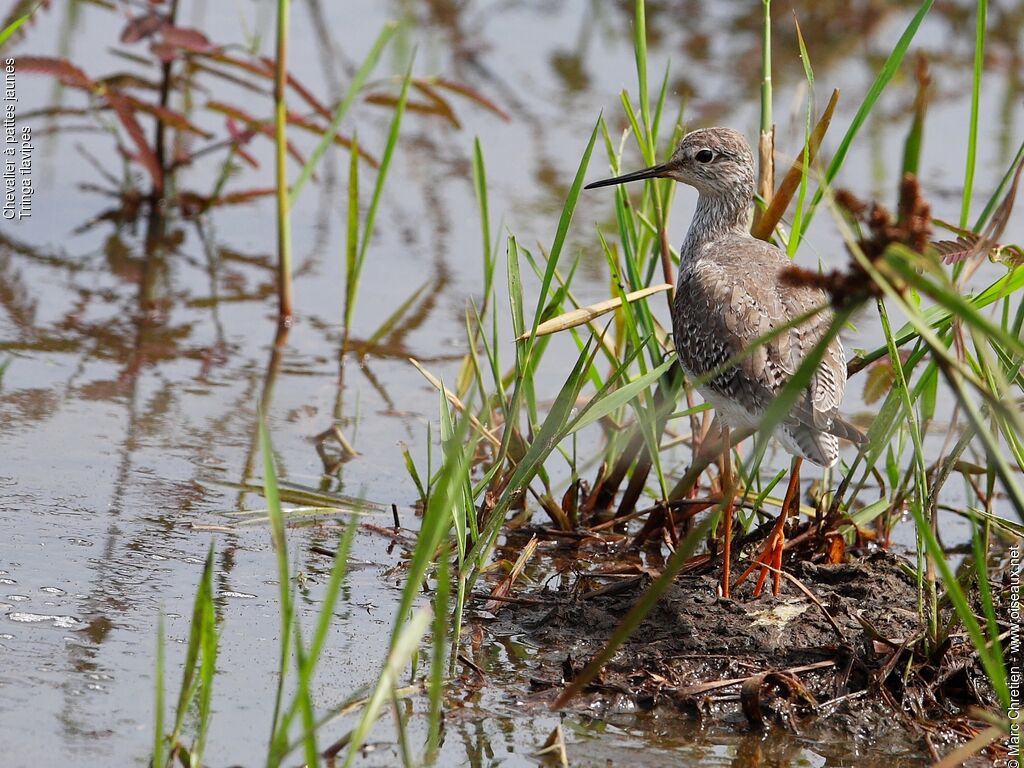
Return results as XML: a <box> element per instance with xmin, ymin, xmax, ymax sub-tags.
<box><xmin>778</xmin><ymin>424</ymin><xmax>839</xmax><ymax>468</ymax></box>
<box><xmin>828</xmin><ymin>416</ymin><xmax>868</xmax><ymax>446</ymax></box>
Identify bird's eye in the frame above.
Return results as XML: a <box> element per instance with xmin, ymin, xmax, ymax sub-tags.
<box><xmin>695</xmin><ymin>149</ymin><xmax>714</xmax><ymax>163</ymax></box>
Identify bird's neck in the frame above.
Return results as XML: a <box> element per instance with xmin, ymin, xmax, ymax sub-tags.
<box><xmin>680</xmin><ymin>191</ymin><xmax>752</xmax><ymax>263</ymax></box>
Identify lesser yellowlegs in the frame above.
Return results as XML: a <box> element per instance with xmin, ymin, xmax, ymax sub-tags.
<box><xmin>586</xmin><ymin>127</ymin><xmax>866</xmax><ymax>596</ymax></box>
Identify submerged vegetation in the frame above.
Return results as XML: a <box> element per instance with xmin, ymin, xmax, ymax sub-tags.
<box><xmin>2</xmin><ymin>0</ymin><xmax>1022</xmax><ymax>765</ymax></box>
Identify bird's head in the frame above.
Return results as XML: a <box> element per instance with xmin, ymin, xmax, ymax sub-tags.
<box><xmin>586</xmin><ymin>127</ymin><xmax>755</xmax><ymax>200</ymax></box>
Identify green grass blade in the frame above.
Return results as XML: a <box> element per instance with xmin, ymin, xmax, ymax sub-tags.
<box><xmin>526</xmin><ymin>119</ymin><xmax>600</xmax><ymax>345</ymax></box>
<box><xmin>270</xmin><ymin>517</ymin><xmax>359</xmax><ymax>760</ymax></box>
<box><xmin>168</xmin><ymin>545</ymin><xmax>216</xmax><ymax>750</ymax></box>
<box><xmin>360</xmin><ymin>279</ymin><xmax>431</xmax><ymax>354</ymax></box>
<box><xmin>799</xmin><ymin>0</ymin><xmax>934</xmax><ymax>237</ymax></box>
<box><xmin>153</xmin><ymin>614</ymin><xmax>165</xmax><ymax>768</ymax></box>
<box><xmin>506</xmin><ymin>237</ymin><xmax>538</xmax><ymax>430</ymax></box>
<box><xmin>746</xmin><ymin>306</ymin><xmax>851</xmax><ymax>468</ymax></box>
<box><xmin>391</xmin><ymin>686</ymin><xmax>413</xmax><ymax>768</ymax></box>
<box><xmin>909</xmin><ymin>503</ymin><xmax>1010</xmax><ymax>707</ymax></box>
<box><xmin>0</xmin><ymin>6</ymin><xmax>35</xmax><ymax>49</ymax></box>
<box><xmin>960</xmin><ymin>0</ymin><xmax>986</xmax><ymax>227</ymax></box>
<box><xmin>788</xmin><ymin>14</ymin><xmax>815</xmax><ymax>257</ymax></box>
<box><xmin>350</xmin><ymin>55</ymin><xmax>415</xmax><ymax>327</ymax></box>
<box><xmin>568</xmin><ymin>358</ymin><xmax>674</xmax><ymax>435</ymax></box>
<box><xmin>292</xmin><ymin>618</ymin><xmax>319</xmax><ymax>768</ymax></box>
<box><xmin>306</xmin><ymin>516</ymin><xmax>358</xmax><ymax>668</ymax></box>
<box><xmin>885</xmin><ymin>251</ymin><xmax>1024</xmax><ymax>362</ymax></box>
<box><xmin>343</xmin><ymin>608</ymin><xmax>432</xmax><ymax>768</ymax></box>
<box><xmin>973</xmin><ymin>138</ymin><xmax>1024</xmax><ymax>230</ymax></box>
<box><xmin>619</xmin><ymin>91</ymin><xmax>648</xmax><ymax>164</ymax></box>
<box><xmin>389</xmin><ymin>407</ymin><xmax>471</xmax><ymax>647</ymax></box>
<box><xmin>258</xmin><ymin>415</ymin><xmax>296</xmax><ymax>761</ymax></box>
<box><xmin>289</xmin><ymin>22</ymin><xmax>396</xmax><ymax>205</ymax></box>
<box><xmin>633</xmin><ymin>0</ymin><xmax>652</xmax><ymax>156</ymax></box>
<box><xmin>490</xmin><ymin>121</ymin><xmax>597</xmax><ymax>486</ymax></box>
<box><xmin>472</xmin><ymin>137</ymin><xmax>496</xmax><ymax>307</ymax></box>
<box><xmin>877</xmin><ymin>299</ymin><xmax>935</xmax><ymax>641</ymax></box>
<box><xmin>426</xmin><ymin>544</ymin><xmax>449</xmax><ymax>760</ymax></box>
<box><xmin>193</xmin><ymin>562</ymin><xmax>218</xmax><ymax>765</ymax></box>
<box><xmin>970</xmin><ymin>517</ymin><xmax>1004</xmax><ymax>673</ymax></box>
<box><xmin>343</xmin><ymin>134</ymin><xmax>361</xmax><ymax>334</ymax></box>
<box><xmin>760</xmin><ymin>0</ymin><xmax>772</xmax><ymax>137</ymax></box>
<box><xmin>438</xmin><ymin>387</ymin><xmax>466</xmax><ymax>561</ymax></box>
<box><xmin>853</xmin><ymin>266</ymin><xmax>1024</xmax><ymax>371</ymax></box>
<box><xmin>465</xmin><ymin>340</ymin><xmax>599</xmax><ymax>592</ymax></box>
<box><xmin>651</xmin><ymin>62</ymin><xmax>672</xmax><ymax>150</ymax></box>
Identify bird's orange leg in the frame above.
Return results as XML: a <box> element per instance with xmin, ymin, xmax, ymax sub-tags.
<box><xmin>736</xmin><ymin>456</ymin><xmax>802</xmax><ymax>596</ymax></box>
<box><xmin>720</xmin><ymin>427</ymin><xmax>734</xmax><ymax>598</ymax></box>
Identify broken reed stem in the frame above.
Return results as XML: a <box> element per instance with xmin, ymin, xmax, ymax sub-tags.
<box><xmin>752</xmin><ymin>0</ymin><xmax>774</xmax><ymax>231</ymax></box>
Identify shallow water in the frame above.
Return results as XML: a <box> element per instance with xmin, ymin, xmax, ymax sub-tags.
<box><xmin>1</xmin><ymin>1</ymin><xmax>1021</xmax><ymax>765</ymax></box>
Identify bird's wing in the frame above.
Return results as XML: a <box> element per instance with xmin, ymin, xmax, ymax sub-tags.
<box><xmin>678</xmin><ymin>248</ymin><xmax>845</xmax><ymax>433</ymax></box>
<box><xmin>777</xmin><ymin>279</ymin><xmax>848</xmax><ymax>430</ymax></box>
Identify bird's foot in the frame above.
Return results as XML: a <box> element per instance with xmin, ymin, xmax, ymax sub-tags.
<box><xmin>733</xmin><ymin>457</ymin><xmax>802</xmax><ymax>597</ymax></box>
<box><xmin>735</xmin><ymin>527</ymin><xmax>786</xmax><ymax>597</ymax></box>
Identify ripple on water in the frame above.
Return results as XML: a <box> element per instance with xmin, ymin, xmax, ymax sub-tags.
<box><xmin>7</xmin><ymin>612</ymin><xmax>85</xmax><ymax>629</ymax></box>
<box><xmin>61</xmin><ymin>537</ymin><xmax>93</xmax><ymax>547</ymax></box>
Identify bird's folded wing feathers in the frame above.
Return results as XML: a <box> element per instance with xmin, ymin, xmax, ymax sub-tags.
<box><xmin>690</xmin><ymin>259</ymin><xmax>847</xmax><ymax>433</ymax></box>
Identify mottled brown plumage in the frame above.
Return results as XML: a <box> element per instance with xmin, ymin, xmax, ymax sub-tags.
<box><xmin>587</xmin><ymin>127</ymin><xmax>865</xmax><ymax>467</ymax></box>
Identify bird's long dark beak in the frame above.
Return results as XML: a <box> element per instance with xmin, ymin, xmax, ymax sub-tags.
<box><xmin>584</xmin><ymin>162</ymin><xmax>672</xmax><ymax>190</ymax></box>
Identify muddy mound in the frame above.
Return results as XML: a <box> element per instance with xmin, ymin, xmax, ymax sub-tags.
<box><xmin>488</xmin><ymin>551</ymin><xmax>996</xmax><ymax>759</ymax></box>
<box><xmin>592</xmin><ymin>554</ymin><xmax>919</xmax><ymax>662</ymax></box>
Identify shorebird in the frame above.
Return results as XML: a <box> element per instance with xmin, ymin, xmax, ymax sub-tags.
<box><xmin>585</xmin><ymin>127</ymin><xmax>866</xmax><ymax>597</ymax></box>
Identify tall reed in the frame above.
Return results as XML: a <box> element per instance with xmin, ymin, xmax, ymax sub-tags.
<box><xmin>273</xmin><ymin>0</ymin><xmax>293</xmax><ymax>327</ymax></box>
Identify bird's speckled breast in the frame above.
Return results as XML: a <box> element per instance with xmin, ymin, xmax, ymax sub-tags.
<box><xmin>672</xmin><ymin>265</ymin><xmax>745</xmax><ymax>403</ymax></box>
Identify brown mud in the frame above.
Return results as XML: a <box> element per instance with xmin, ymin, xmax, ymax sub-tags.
<box><xmin>483</xmin><ymin>550</ymin><xmax>1000</xmax><ymax>765</ymax></box>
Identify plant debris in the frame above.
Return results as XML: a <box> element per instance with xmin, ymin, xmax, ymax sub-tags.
<box><xmin>780</xmin><ymin>175</ymin><xmax>932</xmax><ymax>308</ymax></box>
<box><xmin>483</xmin><ymin>548</ymin><xmax>1006</xmax><ymax>764</ymax></box>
